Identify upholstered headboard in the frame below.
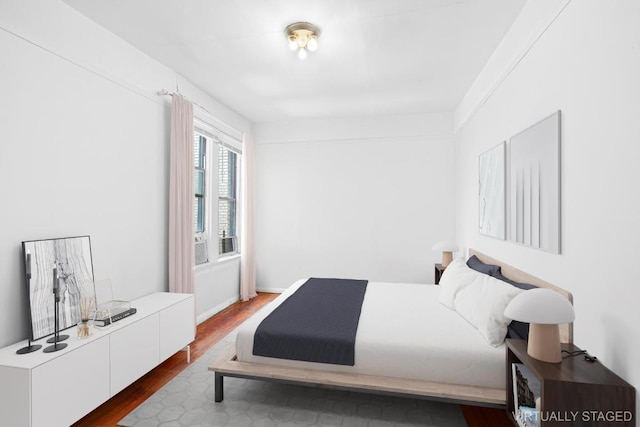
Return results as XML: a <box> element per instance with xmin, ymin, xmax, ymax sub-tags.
<box><xmin>469</xmin><ymin>249</ymin><xmax>574</xmax><ymax>344</ymax></box>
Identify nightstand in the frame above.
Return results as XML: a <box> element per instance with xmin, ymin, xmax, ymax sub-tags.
<box><xmin>434</xmin><ymin>263</ymin><xmax>446</xmax><ymax>284</ymax></box>
<box><xmin>506</xmin><ymin>339</ymin><xmax>635</xmax><ymax>427</ymax></box>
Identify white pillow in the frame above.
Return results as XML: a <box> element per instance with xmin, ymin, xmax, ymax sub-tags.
<box><xmin>438</xmin><ymin>258</ymin><xmax>486</xmax><ymax>309</ymax></box>
<box><xmin>453</xmin><ymin>273</ymin><xmax>524</xmax><ymax>346</ymax></box>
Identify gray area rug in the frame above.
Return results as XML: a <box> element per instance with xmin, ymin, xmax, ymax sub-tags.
<box><xmin>119</xmin><ymin>331</ymin><xmax>467</xmax><ymax>427</ymax></box>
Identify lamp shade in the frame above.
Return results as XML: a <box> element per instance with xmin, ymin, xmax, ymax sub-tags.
<box><xmin>504</xmin><ymin>288</ymin><xmax>574</xmax><ymax>324</ymax></box>
<box><xmin>431</xmin><ymin>241</ymin><xmax>458</xmax><ymax>268</ymax></box>
<box><xmin>431</xmin><ymin>241</ymin><xmax>458</xmax><ymax>252</ymax></box>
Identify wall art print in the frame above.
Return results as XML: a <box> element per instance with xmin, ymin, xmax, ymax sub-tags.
<box><xmin>22</xmin><ymin>236</ymin><xmax>94</xmax><ymax>340</ymax></box>
<box><xmin>479</xmin><ymin>142</ymin><xmax>506</xmax><ymax>239</ymax></box>
<box><xmin>508</xmin><ymin>111</ymin><xmax>561</xmax><ymax>253</ymax></box>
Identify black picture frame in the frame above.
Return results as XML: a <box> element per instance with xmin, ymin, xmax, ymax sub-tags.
<box><xmin>22</xmin><ymin>235</ymin><xmax>95</xmax><ymax>341</ymax></box>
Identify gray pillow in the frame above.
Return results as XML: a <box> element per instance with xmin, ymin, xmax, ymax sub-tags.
<box><xmin>492</xmin><ymin>271</ymin><xmax>537</xmax><ymax>290</ymax></box>
<box><xmin>466</xmin><ymin>255</ymin><xmax>501</xmax><ymax>276</ymax></box>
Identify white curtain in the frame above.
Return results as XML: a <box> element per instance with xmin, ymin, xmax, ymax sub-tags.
<box><xmin>240</xmin><ymin>132</ymin><xmax>257</xmax><ymax>301</ymax></box>
<box><xmin>169</xmin><ymin>94</ymin><xmax>195</xmax><ymax>294</ymax></box>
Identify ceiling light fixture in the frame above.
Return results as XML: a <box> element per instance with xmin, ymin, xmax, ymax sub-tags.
<box><xmin>284</xmin><ymin>22</ymin><xmax>320</xmax><ymax>60</ymax></box>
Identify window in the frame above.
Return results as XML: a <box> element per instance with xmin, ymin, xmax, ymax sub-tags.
<box><xmin>193</xmin><ymin>124</ymin><xmax>242</xmax><ymax>264</ymax></box>
<box><xmin>218</xmin><ymin>146</ymin><xmax>238</xmax><ymax>255</ymax></box>
<box><xmin>194</xmin><ymin>134</ymin><xmax>206</xmax><ymax>234</ymax></box>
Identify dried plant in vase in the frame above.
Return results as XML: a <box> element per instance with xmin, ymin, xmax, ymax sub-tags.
<box><xmin>77</xmin><ymin>284</ymin><xmax>96</xmax><ymax>339</ymax></box>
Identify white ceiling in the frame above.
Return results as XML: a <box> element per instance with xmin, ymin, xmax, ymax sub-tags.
<box><xmin>62</xmin><ymin>0</ymin><xmax>525</xmax><ymax>123</ymax></box>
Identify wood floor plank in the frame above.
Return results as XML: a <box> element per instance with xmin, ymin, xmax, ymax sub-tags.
<box><xmin>72</xmin><ymin>291</ymin><xmax>511</xmax><ymax>427</ymax></box>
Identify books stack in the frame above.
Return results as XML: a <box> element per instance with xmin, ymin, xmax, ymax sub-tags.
<box><xmin>93</xmin><ymin>307</ymin><xmax>137</xmax><ymax>326</ymax></box>
<box><xmin>512</xmin><ymin>363</ymin><xmax>541</xmax><ymax>427</ymax></box>
<box><xmin>92</xmin><ymin>300</ymin><xmax>137</xmax><ymax>326</ymax></box>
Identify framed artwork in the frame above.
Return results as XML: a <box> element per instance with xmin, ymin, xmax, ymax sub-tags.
<box><xmin>479</xmin><ymin>142</ymin><xmax>506</xmax><ymax>239</ymax></box>
<box><xmin>508</xmin><ymin>111</ymin><xmax>561</xmax><ymax>253</ymax></box>
<box><xmin>22</xmin><ymin>236</ymin><xmax>95</xmax><ymax>340</ymax></box>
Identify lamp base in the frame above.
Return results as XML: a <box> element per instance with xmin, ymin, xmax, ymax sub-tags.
<box><xmin>46</xmin><ymin>334</ymin><xmax>69</xmax><ymax>344</ymax></box>
<box><xmin>16</xmin><ymin>344</ymin><xmax>42</xmax><ymax>354</ymax></box>
<box><xmin>527</xmin><ymin>323</ymin><xmax>561</xmax><ymax>363</ymax></box>
<box><xmin>43</xmin><ymin>342</ymin><xmax>67</xmax><ymax>353</ymax></box>
<box><xmin>441</xmin><ymin>252</ymin><xmax>453</xmax><ymax>268</ymax></box>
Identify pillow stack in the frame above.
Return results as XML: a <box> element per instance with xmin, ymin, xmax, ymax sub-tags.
<box><xmin>467</xmin><ymin>255</ymin><xmax>536</xmax><ymax>340</ymax></box>
<box><xmin>438</xmin><ymin>258</ymin><xmax>524</xmax><ymax>347</ymax></box>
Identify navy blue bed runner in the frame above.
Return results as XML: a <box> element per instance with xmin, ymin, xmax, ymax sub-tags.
<box><xmin>253</xmin><ymin>278</ymin><xmax>368</xmax><ymax>366</ymax></box>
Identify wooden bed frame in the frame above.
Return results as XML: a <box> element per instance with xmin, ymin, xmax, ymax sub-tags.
<box><xmin>209</xmin><ymin>249</ymin><xmax>573</xmax><ymax>408</ymax></box>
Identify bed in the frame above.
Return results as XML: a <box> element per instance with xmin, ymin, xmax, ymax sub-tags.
<box><xmin>209</xmin><ymin>249</ymin><xmax>573</xmax><ymax>407</ymax></box>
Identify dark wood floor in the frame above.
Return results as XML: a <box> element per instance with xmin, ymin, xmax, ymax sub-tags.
<box><xmin>73</xmin><ymin>292</ymin><xmax>511</xmax><ymax>427</ymax></box>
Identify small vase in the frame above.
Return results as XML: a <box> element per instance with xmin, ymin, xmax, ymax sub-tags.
<box><xmin>77</xmin><ymin>320</ymin><xmax>92</xmax><ymax>338</ymax></box>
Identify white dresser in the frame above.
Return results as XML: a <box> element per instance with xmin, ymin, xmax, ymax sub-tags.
<box><xmin>0</xmin><ymin>292</ymin><xmax>195</xmax><ymax>427</ymax></box>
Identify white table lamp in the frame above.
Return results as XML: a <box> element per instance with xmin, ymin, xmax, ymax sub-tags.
<box><xmin>431</xmin><ymin>241</ymin><xmax>458</xmax><ymax>268</ymax></box>
<box><xmin>504</xmin><ymin>288</ymin><xmax>575</xmax><ymax>363</ymax></box>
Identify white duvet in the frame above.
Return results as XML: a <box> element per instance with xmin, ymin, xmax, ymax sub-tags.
<box><xmin>236</xmin><ymin>279</ymin><xmax>506</xmax><ymax>389</ymax></box>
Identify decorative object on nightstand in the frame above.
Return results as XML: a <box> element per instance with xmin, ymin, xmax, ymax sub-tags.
<box><xmin>434</xmin><ymin>263</ymin><xmax>446</xmax><ymax>284</ymax></box>
<box><xmin>431</xmin><ymin>241</ymin><xmax>458</xmax><ymax>268</ymax></box>
<box><xmin>504</xmin><ymin>288</ymin><xmax>574</xmax><ymax>363</ymax></box>
<box><xmin>506</xmin><ymin>339</ymin><xmax>635</xmax><ymax>427</ymax></box>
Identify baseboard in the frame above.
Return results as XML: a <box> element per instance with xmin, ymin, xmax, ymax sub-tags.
<box><xmin>257</xmin><ymin>287</ymin><xmax>287</xmax><ymax>294</ymax></box>
<box><xmin>197</xmin><ymin>295</ymin><xmax>239</xmax><ymax>324</ymax></box>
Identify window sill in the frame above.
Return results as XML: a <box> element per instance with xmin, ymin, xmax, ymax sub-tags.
<box><xmin>217</xmin><ymin>253</ymin><xmax>241</xmax><ymax>264</ymax></box>
<box><xmin>194</xmin><ymin>253</ymin><xmax>241</xmax><ymax>273</ymax></box>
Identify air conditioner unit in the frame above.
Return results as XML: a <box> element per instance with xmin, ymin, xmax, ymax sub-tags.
<box><xmin>219</xmin><ymin>236</ymin><xmax>237</xmax><ymax>254</ymax></box>
<box><xmin>195</xmin><ymin>238</ymin><xmax>209</xmax><ymax>265</ymax></box>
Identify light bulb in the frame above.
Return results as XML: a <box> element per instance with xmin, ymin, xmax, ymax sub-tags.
<box><xmin>307</xmin><ymin>36</ymin><xmax>318</xmax><ymax>52</ymax></box>
<box><xmin>288</xmin><ymin>36</ymin><xmax>298</xmax><ymax>51</ymax></box>
<box><xmin>297</xmin><ymin>33</ymin><xmax>308</xmax><ymax>48</ymax></box>
<box><xmin>298</xmin><ymin>47</ymin><xmax>307</xmax><ymax>59</ymax></box>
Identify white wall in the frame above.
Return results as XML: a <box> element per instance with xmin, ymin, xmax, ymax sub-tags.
<box><xmin>194</xmin><ymin>258</ymin><xmax>240</xmax><ymax>324</ymax></box>
<box><xmin>454</xmin><ymin>0</ymin><xmax>640</xmax><ymax>406</ymax></box>
<box><xmin>254</xmin><ymin>113</ymin><xmax>455</xmax><ymax>291</ymax></box>
<box><xmin>0</xmin><ymin>0</ymin><xmax>250</xmax><ymax>347</ymax></box>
